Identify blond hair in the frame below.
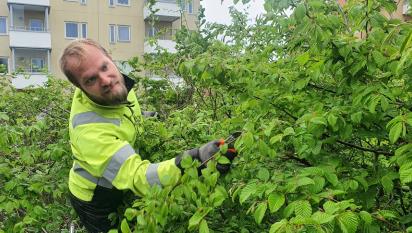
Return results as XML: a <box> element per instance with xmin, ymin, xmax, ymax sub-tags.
<box><xmin>59</xmin><ymin>39</ymin><xmax>110</xmax><ymax>86</ymax></box>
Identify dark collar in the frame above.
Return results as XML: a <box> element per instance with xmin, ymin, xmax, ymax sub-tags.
<box><xmin>123</xmin><ymin>73</ymin><xmax>135</xmax><ymax>92</ymax></box>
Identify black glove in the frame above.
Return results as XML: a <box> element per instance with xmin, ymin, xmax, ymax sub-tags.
<box><xmin>175</xmin><ymin>140</ymin><xmax>237</xmax><ymax>174</ymax></box>
<box><xmin>141</xmin><ymin>111</ymin><xmax>158</xmax><ymax>118</ymax></box>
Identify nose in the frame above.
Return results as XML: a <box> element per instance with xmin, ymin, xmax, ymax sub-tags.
<box><xmin>99</xmin><ymin>73</ymin><xmax>111</xmax><ymax>87</ymax></box>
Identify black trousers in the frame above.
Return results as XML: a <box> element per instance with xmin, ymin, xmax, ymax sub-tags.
<box><xmin>69</xmin><ymin>186</ymin><xmax>124</xmax><ymax>233</ymax></box>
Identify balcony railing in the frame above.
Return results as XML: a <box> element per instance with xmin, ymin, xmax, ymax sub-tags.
<box><xmin>146</xmin><ymin>28</ymin><xmax>178</xmax><ymax>40</ymax></box>
<box><xmin>10</xmin><ymin>26</ymin><xmax>48</xmax><ymax>32</ymax></box>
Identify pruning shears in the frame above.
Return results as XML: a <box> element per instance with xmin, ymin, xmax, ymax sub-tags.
<box><xmin>218</xmin><ymin>131</ymin><xmax>242</xmax><ymax>153</ymax></box>
<box><xmin>200</xmin><ymin>131</ymin><xmax>242</xmax><ymax>167</ymax></box>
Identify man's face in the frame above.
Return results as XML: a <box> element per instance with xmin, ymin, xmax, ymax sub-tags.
<box><xmin>68</xmin><ymin>45</ymin><xmax>128</xmax><ymax>106</ymax></box>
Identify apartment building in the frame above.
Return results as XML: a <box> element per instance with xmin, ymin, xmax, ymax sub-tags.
<box><xmin>0</xmin><ymin>0</ymin><xmax>199</xmax><ymax>88</ymax></box>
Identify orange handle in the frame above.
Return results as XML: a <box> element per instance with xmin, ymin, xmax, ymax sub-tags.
<box><xmin>218</xmin><ymin>139</ymin><xmax>225</xmax><ymax>146</ymax></box>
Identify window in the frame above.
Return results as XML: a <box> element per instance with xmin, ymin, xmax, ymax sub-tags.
<box><xmin>29</xmin><ymin>19</ymin><xmax>43</xmax><ymax>31</ymax></box>
<box><xmin>31</xmin><ymin>58</ymin><xmax>44</xmax><ymax>72</ymax></box>
<box><xmin>404</xmin><ymin>0</ymin><xmax>410</xmax><ymax>14</ymax></box>
<box><xmin>187</xmin><ymin>1</ymin><xmax>193</xmax><ymax>14</ymax></box>
<box><xmin>65</xmin><ymin>22</ymin><xmax>87</xmax><ymax>39</ymax></box>
<box><xmin>80</xmin><ymin>0</ymin><xmax>87</xmax><ymax>4</ymax></box>
<box><xmin>0</xmin><ymin>17</ymin><xmax>6</xmax><ymax>34</ymax></box>
<box><xmin>81</xmin><ymin>23</ymin><xmax>87</xmax><ymax>38</ymax></box>
<box><xmin>148</xmin><ymin>26</ymin><xmax>159</xmax><ymax>37</ymax></box>
<box><xmin>0</xmin><ymin>57</ymin><xmax>8</xmax><ymax>73</ymax></box>
<box><xmin>109</xmin><ymin>0</ymin><xmax>115</xmax><ymax>7</ymax></box>
<box><xmin>109</xmin><ymin>24</ymin><xmax>116</xmax><ymax>43</ymax></box>
<box><xmin>118</xmin><ymin>25</ymin><xmax>130</xmax><ymax>42</ymax></box>
<box><xmin>117</xmin><ymin>0</ymin><xmax>129</xmax><ymax>6</ymax></box>
<box><xmin>65</xmin><ymin>22</ymin><xmax>78</xmax><ymax>38</ymax></box>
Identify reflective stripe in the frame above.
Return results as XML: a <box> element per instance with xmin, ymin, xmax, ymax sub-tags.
<box><xmin>73</xmin><ymin>163</ymin><xmax>113</xmax><ymax>189</ymax></box>
<box><xmin>102</xmin><ymin>144</ymin><xmax>135</xmax><ymax>182</ymax></box>
<box><xmin>146</xmin><ymin>163</ymin><xmax>162</xmax><ymax>187</ymax></box>
<box><xmin>72</xmin><ymin>111</ymin><xmax>120</xmax><ymax>128</ymax></box>
<box><xmin>72</xmin><ymin>144</ymin><xmax>136</xmax><ymax>188</ymax></box>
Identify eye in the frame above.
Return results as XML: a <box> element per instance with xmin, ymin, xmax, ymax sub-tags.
<box><xmin>84</xmin><ymin>76</ymin><xmax>97</xmax><ymax>86</ymax></box>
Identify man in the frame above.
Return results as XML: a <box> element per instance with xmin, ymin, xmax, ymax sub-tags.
<box><xmin>59</xmin><ymin>39</ymin><xmax>236</xmax><ymax>232</ymax></box>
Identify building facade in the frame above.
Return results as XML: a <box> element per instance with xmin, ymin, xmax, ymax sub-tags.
<box><xmin>0</xmin><ymin>0</ymin><xmax>199</xmax><ymax>88</ymax></box>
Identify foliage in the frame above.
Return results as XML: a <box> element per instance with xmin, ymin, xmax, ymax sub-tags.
<box><xmin>0</xmin><ymin>77</ymin><xmax>77</xmax><ymax>232</ymax></box>
<box><xmin>122</xmin><ymin>0</ymin><xmax>412</xmax><ymax>232</ymax></box>
<box><xmin>3</xmin><ymin>0</ymin><xmax>412</xmax><ymax>232</ymax></box>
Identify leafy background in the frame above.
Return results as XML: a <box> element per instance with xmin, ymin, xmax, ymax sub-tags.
<box><xmin>2</xmin><ymin>0</ymin><xmax>412</xmax><ymax>232</ymax></box>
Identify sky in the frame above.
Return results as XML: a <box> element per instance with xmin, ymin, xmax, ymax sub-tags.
<box><xmin>201</xmin><ymin>0</ymin><xmax>265</xmax><ymax>25</ymax></box>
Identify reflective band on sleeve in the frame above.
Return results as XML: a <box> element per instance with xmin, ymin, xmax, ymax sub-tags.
<box><xmin>72</xmin><ymin>111</ymin><xmax>120</xmax><ymax>128</ymax></box>
<box><xmin>146</xmin><ymin>163</ymin><xmax>162</xmax><ymax>187</ymax></box>
<box><xmin>73</xmin><ymin>163</ymin><xmax>113</xmax><ymax>189</ymax></box>
<box><xmin>102</xmin><ymin>144</ymin><xmax>136</xmax><ymax>182</ymax></box>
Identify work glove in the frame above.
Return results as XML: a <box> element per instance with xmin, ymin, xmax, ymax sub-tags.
<box><xmin>141</xmin><ymin>111</ymin><xmax>158</xmax><ymax>118</ymax></box>
<box><xmin>175</xmin><ymin>139</ymin><xmax>238</xmax><ymax>174</ymax></box>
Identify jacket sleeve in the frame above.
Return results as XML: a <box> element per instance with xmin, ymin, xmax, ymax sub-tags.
<box><xmin>72</xmin><ymin>123</ymin><xmax>181</xmax><ymax>197</ymax></box>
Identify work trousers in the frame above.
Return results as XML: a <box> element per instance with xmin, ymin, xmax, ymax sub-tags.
<box><xmin>69</xmin><ymin>186</ymin><xmax>123</xmax><ymax>233</ymax></box>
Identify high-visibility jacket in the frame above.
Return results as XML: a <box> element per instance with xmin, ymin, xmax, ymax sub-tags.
<box><xmin>68</xmin><ymin>75</ymin><xmax>181</xmax><ymax>201</ymax></box>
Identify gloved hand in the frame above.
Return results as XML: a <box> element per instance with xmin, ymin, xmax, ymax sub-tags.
<box><xmin>141</xmin><ymin>111</ymin><xmax>158</xmax><ymax>118</ymax></box>
<box><xmin>175</xmin><ymin>139</ymin><xmax>237</xmax><ymax>174</ymax></box>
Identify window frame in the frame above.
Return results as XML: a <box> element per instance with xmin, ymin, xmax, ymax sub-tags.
<box><xmin>0</xmin><ymin>17</ymin><xmax>7</xmax><ymax>35</ymax></box>
<box><xmin>64</xmin><ymin>21</ymin><xmax>79</xmax><ymax>39</ymax></box>
<box><xmin>31</xmin><ymin>58</ymin><xmax>45</xmax><ymax>73</ymax></box>
<box><xmin>187</xmin><ymin>1</ymin><xmax>193</xmax><ymax>14</ymax></box>
<box><xmin>117</xmin><ymin>25</ymin><xmax>131</xmax><ymax>42</ymax></box>
<box><xmin>0</xmin><ymin>57</ymin><xmax>8</xmax><ymax>73</ymax></box>
<box><xmin>29</xmin><ymin>18</ymin><xmax>44</xmax><ymax>32</ymax></box>
<box><xmin>65</xmin><ymin>22</ymin><xmax>87</xmax><ymax>39</ymax></box>
<box><xmin>109</xmin><ymin>24</ymin><xmax>116</xmax><ymax>43</ymax></box>
<box><xmin>108</xmin><ymin>0</ymin><xmax>115</xmax><ymax>7</ymax></box>
<box><xmin>80</xmin><ymin>0</ymin><xmax>87</xmax><ymax>5</ymax></box>
<box><xmin>116</xmin><ymin>0</ymin><xmax>130</xmax><ymax>6</ymax></box>
<box><xmin>81</xmin><ymin>23</ymin><xmax>87</xmax><ymax>38</ymax></box>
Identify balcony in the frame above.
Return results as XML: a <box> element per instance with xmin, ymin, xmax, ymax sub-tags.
<box><xmin>7</xmin><ymin>0</ymin><xmax>50</xmax><ymax>7</ymax></box>
<box><xmin>144</xmin><ymin>0</ymin><xmax>181</xmax><ymax>22</ymax></box>
<box><xmin>8</xmin><ymin>4</ymin><xmax>51</xmax><ymax>48</ymax></box>
<box><xmin>144</xmin><ymin>27</ymin><xmax>177</xmax><ymax>53</ymax></box>
<box><xmin>10</xmin><ymin>48</ymin><xmax>50</xmax><ymax>88</ymax></box>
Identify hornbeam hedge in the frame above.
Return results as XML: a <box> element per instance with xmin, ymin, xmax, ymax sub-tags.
<box><xmin>2</xmin><ymin>0</ymin><xmax>412</xmax><ymax>232</ymax></box>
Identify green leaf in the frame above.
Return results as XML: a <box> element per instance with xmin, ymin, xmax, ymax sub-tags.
<box><xmin>312</xmin><ymin>211</ymin><xmax>336</xmax><ymax>224</ymax></box>
<box><xmin>217</xmin><ymin>156</ymin><xmax>231</xmax><ymax>165</ymax></box>
<box><xmin>254</xmin><ymin>202</ymin><xmax>267</xmax><ymax>224</ymax></box>
<box><xmin>243</xmin><ymin>132</ymin><xmax>254</xmax><ymax>148</ymax></box>
<box><xmin>239</xmin><ymin>182</ymin><xmax>257</xmax><ymax>204</ymax></box>
<box><xmin>351</xmin><ymin>112</ymin><xmax>362</xmax><ymax>124</ymax></box>
<box><xmin>327</xmin><ymin>114</ymin><xmax>338</xmax><ymax>128</ymax></box>
<box><xmin>294</xmin><ymin>200</ymin><xmax>312</xmax><ymax>217</ymax></box>
<box><xmin>296</xmin><ymin>52</ymin><xmax>310</xmax><ymax>65</ymax></box>
<box><xmin>188</xmin><ymin>208</ymin><xmax>212</xmax><ymax>231</ymax></box>
<box><xmin>120</xmin><ymin>219</ymin><xmax>131</xmax><ymax>233</ymax></box>
<box><xmin>270</xmin><ymin>219</ymin><xmax>288</xmax><ymax>233</ymax></box>
<box><xmin>268</xmin><ymin>192</ymin><xmax>285</xmax><ymax>213</ymax></box>
<box><xmin>270</xmin><ymin>134</ymin><xmax>283</xmax><ymax>144</ymax></box>
<box><xmin>325</xmin><ymin>173</ymin><xmax>339</xmax><ymax>186</ymax></box>
<box><xmin>337</xmin><ymin>212</ymin><xmax>359</xmax><ymax>233</ymax></box>
<box><xmin>359</xmin><ymin>211</ymin><xmax>372</xmax><ymax>225</ymax></box>
<box><xmin>124</xmin><ymin>208</ymin><xmax>137</xmax><ymax>221</ymax></box>
<box><xmin>283</xmin><ymin>127</ymin><xmax>295</xmax><ymax>136</ymax></box>
<box><xmin>294</xmin><ymin>4</ymin><xmax>307</xmax><ymax>22</ymax></box>
<box><xmin>389</xmin><ymin>122</ymin><xmax>403</xmax><ymax>144</ymax></box>
<box><xmin>257</xmin><ymin>168</ymin><xmax>270</xmax><ymax>182</ymax></box>
<box><xmin>381</xmin><ymin>175</ymin><xmax>394</xmax><ymax>194</ymax></box>
<box><xmin>400</xmin><ymin>167</ymin><xmax>412</xmax><ymax>184</ymax></box>
<box><xmin>297</xmin><ymin>177</ymin><xmax>315</xmax><ymax>188</ymax></box>
<box><xmin>199</xmin><ymin>219</ymin><xmax>209</xmax><ymax>233</ymax></box>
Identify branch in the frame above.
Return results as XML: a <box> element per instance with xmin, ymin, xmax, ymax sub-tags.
<box><xmin>335</xmin><ymin>139</ymin><xmax>393</xmax><ymax>156</ymax></box>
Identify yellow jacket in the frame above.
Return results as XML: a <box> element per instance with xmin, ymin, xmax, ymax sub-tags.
<box><xmin>68</xmin><ymin>76</ymin><xmax>181</xmax><ymax>201</ymax></box>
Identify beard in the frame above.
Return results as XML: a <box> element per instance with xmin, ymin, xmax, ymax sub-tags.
<box><xmin>85</xmin><ymin>81</ymin><xmax>129</xmax><ymax>106</ymax></box>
